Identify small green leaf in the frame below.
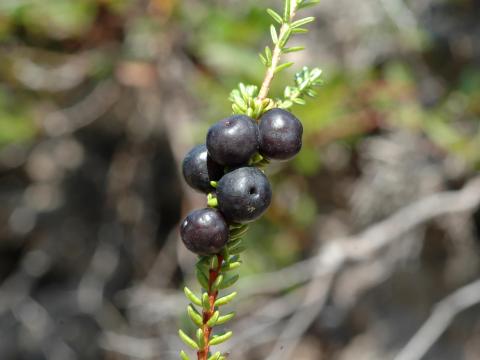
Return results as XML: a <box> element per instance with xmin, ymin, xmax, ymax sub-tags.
<box><xmin>265</xmin><ymin>46</ymin><xmax>272</xmax><ymax>63</ymax></box>
<box><xmin>283</xmin><ymin>46</ymin><xmax>305</xmax><ymax>53</ymax></box>
<box><xmin>184</xmin><ymin>287</ymin><xmax>202</xmax><ymax>306</ymax></box>
<box><xmin>211</xmin><ymin>274</ymin><xmax>224</xmax><ymax>291</ymax></box>
<box><xmin>216</xmin><ymin>312</ymin><xmax>236</xmax><ymax>326</ymax></box>
<box><xmin>227</xmin><ymin>238</ymin><xmax>242</xmax><ymax>249</ymax></box>
<box><xmin>208</xmin><ymin>352</ymin><xmax>222</xmax><ymax>360</ymax></box>
<box><xmin>232</xmin><ymin>103</ymin><xmax>243</xmax><ymax>114</ymax></box>
<box><xmin>292</xmin><ymin>97</ymin><xmax>307</xmax><ymax>105</ymax></box>
<box><xmin>207</xmin><ymin>310</ymin><xmax>220</xmax><ymax>327</ymax></box>
<box><xmin>218</xmin><ymin>274</ymin><xmax>239</xmax><ymax>289</ymax></box>
<box><xmin>267</xmin><ymin>8</ymin><xmax>283</xmax><ymax>24</ymax></box>
<box><xmin>222</xmin><ymin>261</ymin><xmax>242</xmax><ymax>271</ymax></box>
<box><xmin>229</xmin><ymin>245</ymin><xmax>247</xmax><ymax>255</ymax></box>
<box><xmin>196</xmin><ymin>328</ymin><xmax>205</xmax><ymax>348</ymax></box>
<box><xmin>274</xmin><ymin>62</ymin><xmax>294</xmax><ymax>74</ymax></box>
<box><xmin>278</xmin><ymin>27</ymin><xmax>292</xmax><ymax>48</ymax></box>
<box><xmin>291</xmin><ymin>16</ymin><xmax>315</xmax><ymax>28</ymax></box>
<box><xmin>187</xmin><ymin>305</ymin><xmax>203</xmax><ymax>327</ymax></box>
<box><xmin>196</xmin><ymin>269</ymin><xmax>209</xmax><ymax>290</ymax></box>
<box><xmin>207</xmin><ymin>196</ymin><xmax>218</xmax><ymax>207</ymax></box>
<box><xmin>179</xmin><ymin>330</ymin><xmax>199</xmax><ymax>350</ymax></box>
<box><xmin>270</xmin><ymin>24</ymin><xmax>278</xmax><ymax>44</ymax></box>
<box><xmin>210</xmin><ymin>256</ymin><xmax>219</xmax><ymax>270</ymax></box>
<box><xmin>259</xmin><ymin>53</ymin><xmax>267</xmax><ymax>66</ymax></box>
<box><xmin>291</xmin><ymin>27</ymin><xmax>308</xmax><ymax>34</ymax></box>
<box><xmin>284</xmin><ymin>0</ymin><xmax>291</xmax><ymax>21</ymax></box>
<box><xmin>215</xmin><ymin>291</ymin><xmax>238</xmax><ymax>306</ymax></box>
<box><xmin>209</xmin><ymin>331</ymin><xmax>233</xmax><ymax>346</ymax></box>
<box><xmin>210</xmin><ymin>181</ymin><xmax>218</xmax><ymax>188</ymax></box>
<box><xmin>229</xmin><ymin>225</ymin><xmax>249</xmax><ymax>239</ymax></box>
<box><xmin>180</xmin><ymin>350</ymin><xmax>191</xmax><ymax>360</ymax></box>
<box><xmin>202</xmin><ymin>292</ymin><xmax>211</xmax><ymax>310</ymax></box>
<box><xmin>297</xmin><ymin>0</ymin><xmax>320</xmax><ymax>9</ymax></box>
<box><xmin>221</xmin><ymin>247</ymin><xmax>230</xmax><ymax>259</ymax></box>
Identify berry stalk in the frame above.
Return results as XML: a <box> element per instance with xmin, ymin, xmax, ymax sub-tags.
<box><xmin>198</xmin><ymin>254</ymin><xmax>223</xmax><ymax>360</ymax></box>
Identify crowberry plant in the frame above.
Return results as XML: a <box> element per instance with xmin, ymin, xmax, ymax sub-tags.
<box><xmin>179</xmin><ymin>1</ymin><xmax>322</xmax><ymax>359</ymax></box>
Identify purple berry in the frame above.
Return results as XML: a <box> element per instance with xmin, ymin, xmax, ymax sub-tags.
<box><xmin>182</xmin><ymin>144</ymin><xmax>224</xmax><ymax>193</ymax></box>
<box><xmin>217</xmin><ymin>167</ymin><xmax>272</xmax><ymax>223</ymax></box>
<box><xmin>180</xmin><ymin>208</ymin><xmax>229</xmax><ymax>255</ymax></box>
<box><xmin>206</xmin><ymin>115</ymin><xmax>259</xmax><ymax>166</ymax></box>
<box><xmin>258</xmin><ymin>108</ymin><xmax>303</xmax><ymax>160</ymax></box>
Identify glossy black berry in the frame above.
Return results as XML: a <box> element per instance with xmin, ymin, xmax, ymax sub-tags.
<box><xmin>258</xmin><ymin>108</ymin><xmax>303</xmax><ymax>160</ymax></box>
<box><xmin>206</xmin><ymin>115</ymin><xmax>259</xmax><ymax>166</ymax></box>
<box><xmin>217</xmin><ymin>167</ymin><xmax>272</xmax><ymax>223</ymax></box>
<box><xmin>182</xmin><ymin>144</ymin><xmax>224</xmax><ymax>193</ymax></box>
<box><xmin>180</xmin><ymin>208</ymin><xmax>229</xmax><ymax>255</ymax></box>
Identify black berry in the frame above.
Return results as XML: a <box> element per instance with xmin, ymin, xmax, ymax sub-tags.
<box><xmin>180</xmin><ymin>208</ymin><xmax>229</xmax><ymax>255</ymax></box>
<box><xmin>182</xmin><ymin>144</ymin><xmax>224</xmax><ymax>193</ymax></box>
<box><xmin>258</xmin><ymin>108</ymin><xmax>303</xmax><ymax>160</ymax></box>
<box><xmin>217</xmin><ymin>167</ymin><xmax>272</xmax><ymax>223</ymax></box>
<box><xmin>206</xmin><ymin>115</ymin><xmax>259</xmax><ymax>166</ymax></box>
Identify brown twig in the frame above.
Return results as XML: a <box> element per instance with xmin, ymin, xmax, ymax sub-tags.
<box><xmin>197</xmin><ymin>254</ymin><xmax>223</xmax><ymax>360</ymax></box>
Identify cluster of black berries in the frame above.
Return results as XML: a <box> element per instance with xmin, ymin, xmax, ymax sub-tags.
<box><xmin>180</xmin><ymin>108</ymin><xmax>303</xmax><ymax>255</ymax></box>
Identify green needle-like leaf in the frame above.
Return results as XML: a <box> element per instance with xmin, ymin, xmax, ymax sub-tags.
<box><xmin>267</xmin><ymin>8</ymin><xmax>283</xmax><ymax>24</ymax></box>
<box><xmin>210</xmin><ymin>256</ymin><xmax>219</xmax><ymax>270</ymax></box>
<box><xmin>283</xmin><ymin>46</ymin><xmax>305</xmax><ymax>53</ymax></box>
<box><xmin>207</xmin><ymin>310</ymin><xmax>220</xmax><ymax>327</ymax></box>
<box><xmin>196</xmin><ymin>269</ymin><xmax>209</xmax><ymax>290</ymax></box>
<box><xmin>211</xmin><ymin>274</ymin><xmax>224</xmax><ymax>291</ymax></box>
<box><xmin>227</xmin><ymin>238</ymin><xmax>242</xmax><ymax>249</ymax></box>
<box><xmin>284</xmin><ymin>0</ymin><xmax>291</xmax><ymax>21</ymax></box>
<box><xmin>202</xmin><ymin>292</ymin><xmax>211</xmax><ymax>310</ymax></box>
<box><xmin>259</xmin><ymin>53</ymin><xmax>267</xmax><ymax>66</ymax></box>
<box><xmin>274</xmin><ymin>62</ymin><xmax>294</xmax><ymax>74</ymax></box>
<box><xmin>229</xmin><ymin>225</ymin><xmax>249</xmax><ymax>239</ymax></box>
<box><xmin>216</xmin><ymin>312</ymin><xmax>236</xmax><ymax>326</ymax></box>
<box><xmin>196</xmin><ymin>328</ymin><xmax>205</xmax><ymax>348</ymax></box>
<box><xmin>278</xmin><ymin>27</ymin><xmax>292</xmax><ymax>48</ymax></box>
<box><xmin>215</xmin><ymin>291</ymin><xmax>238</xmax><ymax>306</ymax></box>
<box><xmin>208</xmin><ymin>352</ymin><xmax>222</xmax><ymax>360</ymax></box>
<box><xmin>178</xmin><ymin>330</ymin><xmax>199</xmax><ymax>350</ymax></box>
<box><xmin>218</xmin><ymin>274</ymin><xmax>239</xmax><ymax>289</ymax></box>
<box><xmin>207</xmin><ymin>196</ymin><xmax>218</xmax><ymax>207</ymax></box>
<box><xmin>187</xmin><ymin>305</ymin><xmax>203</xmax><ymax>327</ymax></box>
<box><xmin>291</xmin><ymin>27</ymin><xmax>308</xmax><ymax>34</ymax></box>
<box><xmin>270</xmin><ymin>24</ymin><xmax>278</xmax><ymax>44</ymax></box>
<box><xmin>222</xmin><ymin>261</ymin><xmax>242</xmax><ymax>271</ymax></box>
<box><xmin>291</xmin><ymin>16</ymin><xmax>315</xmax><ymax>28</ymax></box>
<box><xmin>184</xmin><ymin>287</ymin><xmax>202</xmax><ymax>306</ymax></box>
<box><xmin>209</xmin><ymin>331</ymin><xmax>233</xmax><ymax>346</ymax></box>
<box><xmin>229</xmin><ymin>245</ymin><xmax>247</xmax><ymax>255</ymax></box>
<box><xmin>298</xmin><ymin>0</ymin><xmax>320</xmax><ymax>9</ymax></box>
<box><xmin>265</xmin><ymin>46</ymin><xmax>272</xmax><ymax>63</ymax></box>
<box><xmin>180</xmin><ymin>350</ymin><xmax>191</xmax><ymax>360</ymax></box>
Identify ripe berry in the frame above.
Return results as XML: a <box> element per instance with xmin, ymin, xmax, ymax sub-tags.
<box><xmin>258</xmin><ymin>108</ymin><xmax>303</xmax><ymax>160</ymax></box>
<box><xmin>180</xmin><ymin>208</ymin><xmax>229</xmax><ymax>255</ymax></box>
<box><xmin>217</xmin><ymin>167</ymin><xmax>272</xmax><ymax>223</ymax></box>
<box><xmin>206</xmin><ymin>115</ymin><xmax>259</xmax><ymax>166</ymax></box>
<box><xmin>182</xmin><ymin>144</ymin><xmax>224</xmax><ymax>193</ymax></box>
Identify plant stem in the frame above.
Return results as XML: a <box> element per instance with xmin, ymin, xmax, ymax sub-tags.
<box><xmin>257</xmin><ymin>3</ymin><xmax>298</xmax><ymax>101</ymax></box>
<box><xmin>197</xmin><ymin>254</ymin><xmax>223</xmax><ymax>360</ymax></box>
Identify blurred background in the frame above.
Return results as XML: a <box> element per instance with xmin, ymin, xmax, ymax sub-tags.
<box><xmin>0</xmin><ymin>0</ymin><xmax>480</xmax><ymax>359</ymax></box>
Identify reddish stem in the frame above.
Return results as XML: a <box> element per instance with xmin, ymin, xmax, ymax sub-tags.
<box><xmin>197</xmin><ymin>254</ymin><xmax>223</xmax><ymax>360</ymax></box>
